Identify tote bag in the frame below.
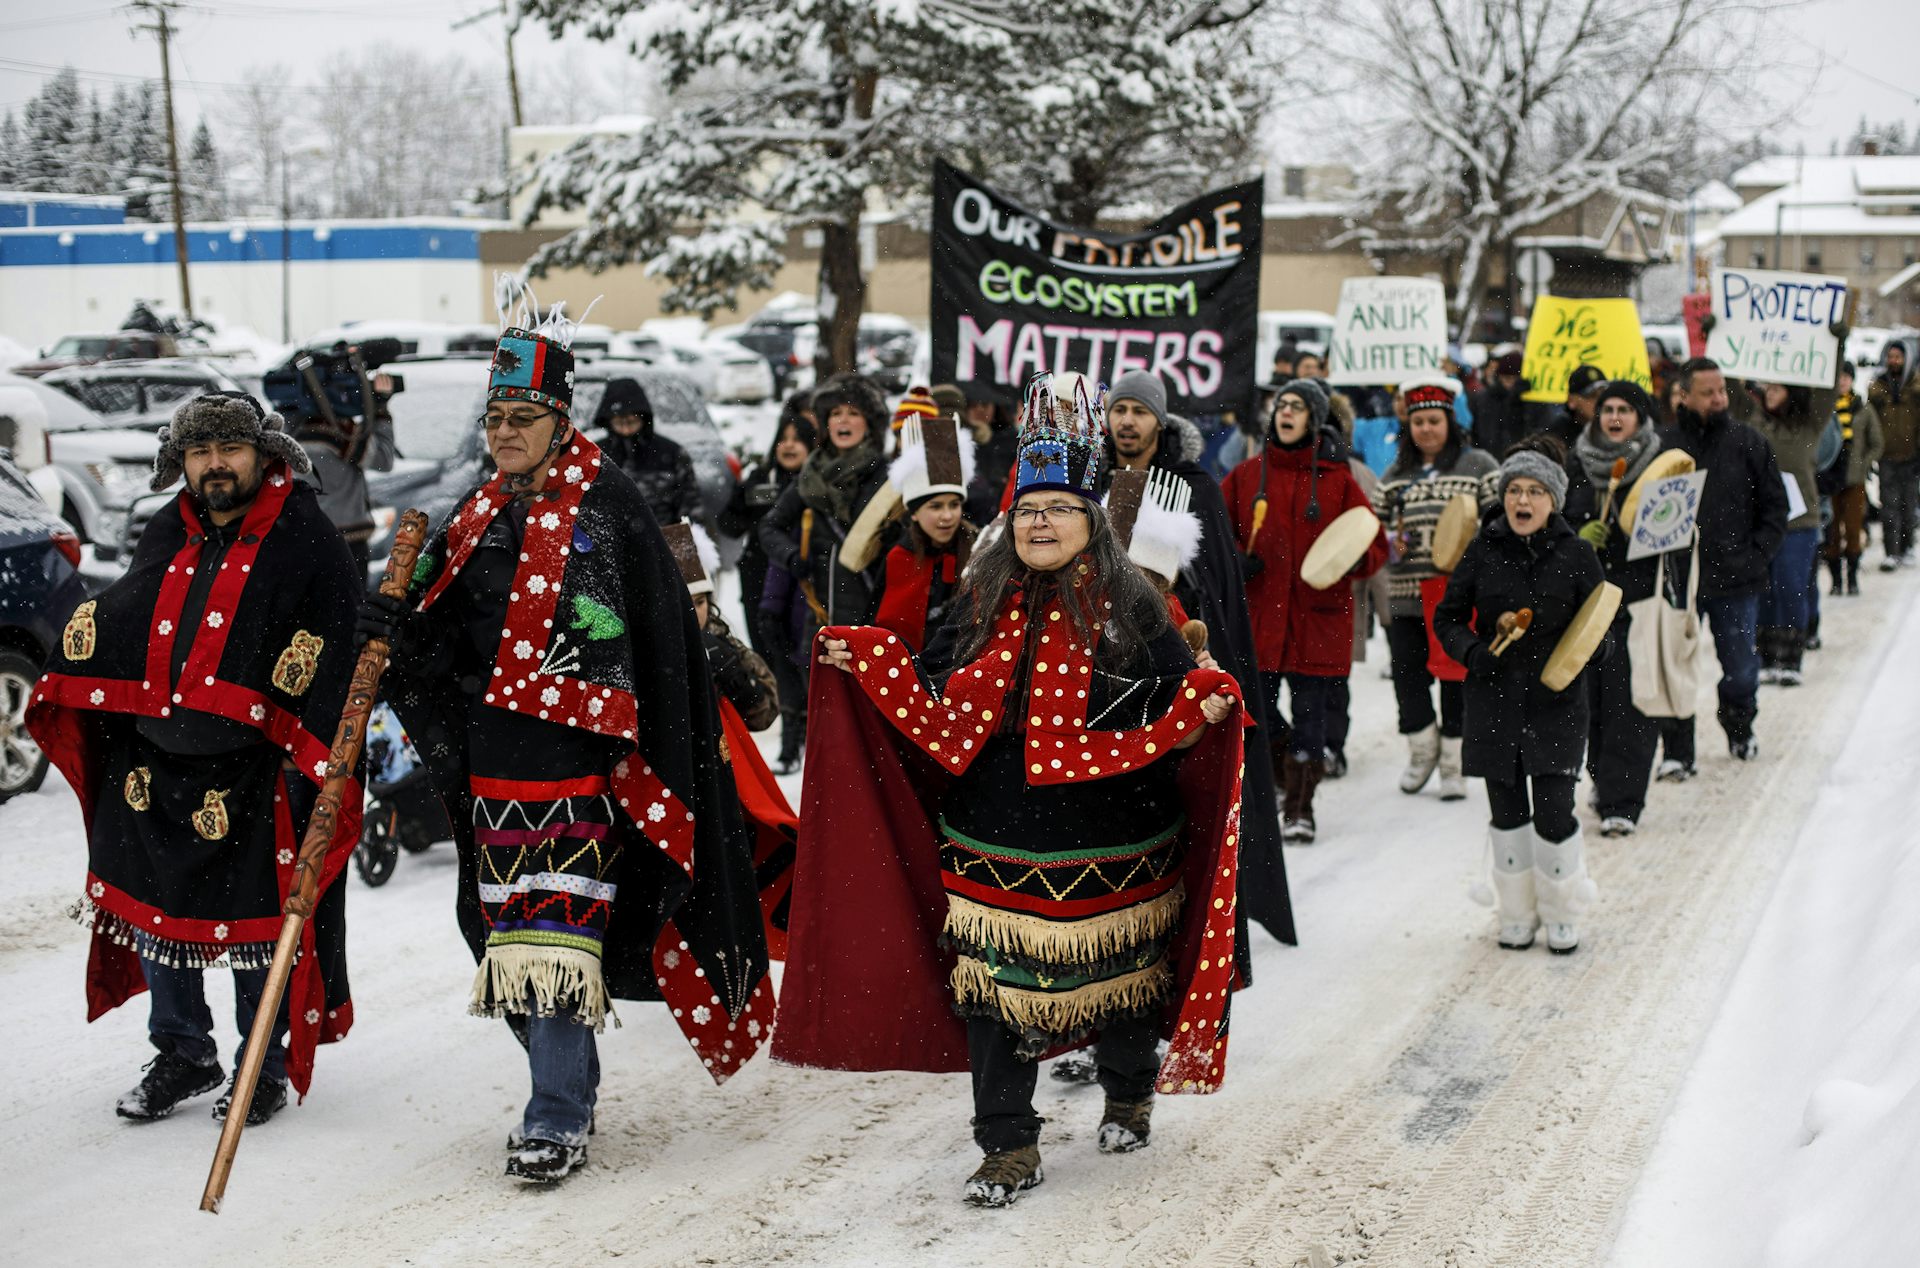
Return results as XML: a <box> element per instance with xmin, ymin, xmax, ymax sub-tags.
<box><xmin>1628</xmin><ymin>537</ymin><xmax>1701</xmax><ymax>718</ymax></box>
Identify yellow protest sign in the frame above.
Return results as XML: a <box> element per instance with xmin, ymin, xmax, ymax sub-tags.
<box><xmin>1520</xmin><ymin>296</ymin><xmax>1651</xmax><ymax>403</ymax></box>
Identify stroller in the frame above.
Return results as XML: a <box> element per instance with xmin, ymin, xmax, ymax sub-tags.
<box><xmin>355</xmin><ymin>702</ymin><xmax>453</xmax><ymax>887</ymax></box>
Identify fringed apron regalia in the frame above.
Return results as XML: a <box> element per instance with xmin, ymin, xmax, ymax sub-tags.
<box><xmin>387</xmin><ymin>426</ymin><xmax>775</xmax><ymax>1082</ymax></box>
<box><xmin>26</xmin><ymin>468</ymin><xmax>363</xmax><ymax>1096</ymax></box>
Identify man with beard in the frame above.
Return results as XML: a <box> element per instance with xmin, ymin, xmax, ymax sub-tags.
<box><xmin>594</xmin><ymin>377</ymin><xmax>703</xmax><ymax>528</ymax></box>
<box><xmin>1655</xmin><ymin>357</ymin><xmax>1789</xmax><ymax>771</ymax></box>
<box><xmin>1470</xmin><ymin>352</ymin><xmax>1535</xmax><ymax>456</ymax></box>
<box><xmin>1100</xmin><ymin>369</ymin><xmax>1295</xmax><ymax>948</ymax></box>
<box><xmin>28</xmin><ymin>393</ymin><xmax>362</xmax><ymax>1125</ymax></box>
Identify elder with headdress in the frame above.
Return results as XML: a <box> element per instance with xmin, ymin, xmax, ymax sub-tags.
<box><xmin>365</xmin><ymin>292</ymin><xmax>775</xmax><ymax>1185</ymax></box>
<box><xmin>777</xmin><ymin>373</ymin><xmax>1248</xmax><ymax>1210</ymax></box>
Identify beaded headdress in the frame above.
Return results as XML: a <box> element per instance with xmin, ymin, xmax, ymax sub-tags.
<box><xmin>1013</xmin><ymin>372</ymin><xmax>1106</xmax><ymax>501</ymax></box>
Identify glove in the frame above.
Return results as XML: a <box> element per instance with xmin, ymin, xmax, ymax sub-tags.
<box><xmin>1465</xmin><ymin>643</ymin><xmax>1500</xmax><ymax>680</ymax></box>
<box><xmin>356</xmin><ymin>590</ymin><xmax>411</xmax><ymax>648</ymax></box>
<box><xmin>1241</xmin><ymin>553</ymin><xmax>1265</xmax><ymax>579</ymax></box>
<box><xmin>1577</xmin><ymin>519</ymin><xmax>1610</xmax><ymax>550</ymax></box>
<box><xmin>1698</xmin><ymin>313</ymin><xmax>1716</xmax><ymax>336</ymax></box>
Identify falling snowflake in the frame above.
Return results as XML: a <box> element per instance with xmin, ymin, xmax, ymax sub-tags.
<box><xmin>90</xmin><ymin>881</ymin><xmax>104</xmax><ymax>898</ymax></box>
<box><xmin>540</xmin><ymin>686</ymin><xmax>561</xmax><ymax>707</ymax></box>
<box><xmin>663</xmin><ymin>949</ymin><xmax>681</xmax><ymax>969</ymax></box>
<box><xmin>539</xmin><ymin>511</ymin><xmax>561</xmax><ymax>531</ymax></box>
<box><xmin>89</xmin><ymin>689</ymin><xmax>104</xmax><ymax>705</ymax></box>
<box><xmin>305</xmin><ymin>1009</ymin><xmax>321</xmax><ymax>1025</ymax></box>
<box><xmin>157</xmin><ymin>620</ymin><xmax>173</xmax><ymax>635</ymax></box>
<box><xmin>525</xmin><ymin>575</ymin><xmax>549</xmax><ymax>595</ymax></box>
<box><xmin>206</xmin><ymin>611</ymin><xmax>225</xmax><ymax>628</ymax></box>
<box><xmin>564</xmin><ymin>465</ymin><xmax>584</xmax><ymax>483</ymax></box>
<box><xmin>691</xmin><ymin>1006</ymin><xmax>712</xmax><ymax>1026</ymax></box>
<box><xmin>646</xmin><ymin>802</ymin><xmax>667</xmax><ymax>823</ymax></box>
<box><xmin>250</xmin><ymin>704</ymin><xmax>266</xmax><ymax>722</ymax></box>
<box><xmin>513</xmin><ymin>639</ymin><xmax>534</xmax><ymax>660</ymax></box>
<box><xmin>278</xmin><ymin>848</ymin><xmax>294</xmax><ymax>865</ymax></box>
<box><xmin>214</xmin><ymin>923</ymin><xmax>229</xmax><ymax>940</ymax></box>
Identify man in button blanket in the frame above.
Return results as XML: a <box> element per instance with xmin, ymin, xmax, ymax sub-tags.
<box><xmin>27</xmin><ymin>391</ymin><xmax>362</xmax><ymax>1128</ymax></box>
<box><xmin>370</xmin><ymin>292</ymin><xmax>774</xmax><ymax>1184</ymax></box>
<box><xmin>777</xmin><ymin>372</ymin><xmax>1249</xmax><ymax>1208</ymax></box>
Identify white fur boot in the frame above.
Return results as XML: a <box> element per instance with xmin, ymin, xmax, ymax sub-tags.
<box><xmin>1533</xmin><ymin>825</ymin><xmax>1599</xmax><ymax>955</ymax></box>
<box><xmin>1437</xmin><ymin>735</ymin><xmax>1467</xmax><ymax>801</ymax></box>
<box><xmin>1399</xmin><ymin>723</ymin><xmax>1440</xmax><ymax>794</ymax></box>
<box><xmin>1469</xmin><ymin>824</ymin><xmax>1537</xmax><ymax>949</ymax></box>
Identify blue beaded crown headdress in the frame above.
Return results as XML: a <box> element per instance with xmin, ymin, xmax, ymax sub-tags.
<box><xmin>1013</xmin><ymin>372</ymin><xmax>1106</xmax><ymax>501</ymax></box>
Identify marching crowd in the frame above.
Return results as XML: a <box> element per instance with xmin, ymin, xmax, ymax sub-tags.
<box><xmin>24</xmin><ymin>302</ymin><xmax>1914</xmax><ymax>1208</ymax></box>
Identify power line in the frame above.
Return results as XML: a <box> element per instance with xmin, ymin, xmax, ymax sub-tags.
<box><xmin>0</xmin><ymin>57</ymin><xmax>506</xmax><ymax>104</ymax></box>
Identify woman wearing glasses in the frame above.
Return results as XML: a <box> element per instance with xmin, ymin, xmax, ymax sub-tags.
<box><xmin>1433</xmin><ymin>437</ymin><xmax>1607</xmax><ymax>955</ymax></box>
<box><xmin>775</xmin><ymin>374</ymin><xmax>1248</xmax><ymax>1209</ymax></box>
<box><xmin>1220</xmin><ymin>377</ymin><xmax>1388</xmax><ymax>843</ymax></box>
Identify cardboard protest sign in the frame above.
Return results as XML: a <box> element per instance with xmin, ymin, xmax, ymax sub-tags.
<box><xmin>1682</xmin><ymin>293</ymin><xmax>1711</xmax><ymax>358</ymax></box>
<box><xmin>930</xmin><ymin>161</ymin><xmax>1262</xmax><ymax>416</ymax></box>
<box><xmin>1627</xmin><ymin>469</ymin><xmax>1708</xmax><ymax>561</ymax></box>
<box><xmin>1705</xmin><ymin>267</ymin><xmax>1848</xmax><ymax>389</ymax></box>
<box><xmin>1325</xmin><ymin>277</ymin><xmax>1447</xmax><ymax>385</ymax></box>
<box><xmin>1521</xmin><ymin>296</ymin><xmax>1651</xmax><ymax>403</ymax></box>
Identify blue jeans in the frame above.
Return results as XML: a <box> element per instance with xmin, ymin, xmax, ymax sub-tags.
<box><xmin>1264</xmin><ymin>671</ymin><xmax>1338</xmax><ymax>762</ymax></box>
<box><xmin>140</xmin><ymin>957</ymin><xmax>289</xmax><ymax>1084</ymax></box>
<box><xmin>1760</xmin><ymin>528</ymin><xmax>1820</xmax><ymax>630</ymax></box>
<box><xmin>521</xmin><ymin>1008</ymin><xmax>600</xmax><ymax>1147</ymax></box>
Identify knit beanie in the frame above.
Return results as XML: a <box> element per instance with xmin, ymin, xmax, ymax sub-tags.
<box><xmin>1273</xmin><ymin>378</ymin><xmax>1329</xmax><ymax>433</ymax></box>
<box><xmin>1108</xmin><ymin>369</ymin><xmax>1169</xmax><ymax>428</ymax></box>
<box><xmin>1498</xmin><ymin>449</ymin><xmax>1568</xmax><ymax>510</ymax></box>
<box><xmin>1592</xmin><ymin>380</ymin><xmax>1654</xmax><ymax>425</ymax></box>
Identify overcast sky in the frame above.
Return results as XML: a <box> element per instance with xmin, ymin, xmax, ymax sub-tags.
<box><xmin>0</xmin><ymin>0</ymin><xmax>1913</xmax><ymax>163</ymax></box>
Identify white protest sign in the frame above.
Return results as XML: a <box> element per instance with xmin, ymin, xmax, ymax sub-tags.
<box><xmin>1706</xmin><ymin>267</ymin><xmax>1848</xmax><ymax>389</ymax></box>
<box><xmin>1326</xmin><ymin>276</ymin><xmax>1448</xmax><ymax>385</ymax></box>
<box><xmin>1627</xmin><ymin>469</ymin><xmax>1709</xmax><ymax>560</ymax></box>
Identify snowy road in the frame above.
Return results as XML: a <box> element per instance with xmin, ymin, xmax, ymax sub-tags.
<box><xmin>3</xmin><ymin>567</ymin><xmax>1911</xmax><ymax>1267</ymax></box>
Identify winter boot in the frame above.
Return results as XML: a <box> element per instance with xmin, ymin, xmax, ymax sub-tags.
<box><xmin>1533</xmin><ymin>826</ymin><xmax>1598</xmax><ymax>954</ymax></box>
<box><xmin>1804</xmin><ymin>614</ymin><xmax>1821</xmax><ymax>652</ymax></box>
<box><xmin>1097</xmin><ymin>1096</ymin><xmax>1154</xmax><ymax>1153</ymax></box>
<box><xmin>506</xmin><ymin>1138</ymin><xmax>587</xmax><ymax>1184</ymax></box>
<box><xmin>212</xmin><ymin>1075</ymin><xmax>288</xmax><ymax>1127</ymax></box>
<box><xmin>1599</xmin><ymin>815</ymin><xmax>1638</xmax><ymax>838</ymax></box>
<box><xmin>1322</xmin><ymin>746</ymin><xmax>1349</xmax><ymax>779</ymax></box>
<box><xmin>1282</xmin><ymin>753</ymin><xmax>1322</xmax><ymax>843</ymax></box>
<box><xmin>1777</xmin><ymin>628</ymin><xmax>1806</xmax><ymax>686</ymax></box>
<box><xmin>1437</xmin><ymin>735</ymin><xmax>1468</xmax><ymax>801</ymax></box>
<box><xmin>1270</xmin><ymin>739</ymin><xmax>1291</xmax><ymax>797</ymax></box>
<box><xmin>1656</xmin><ymin>757</ymin><xmax>1696</xmax><ymax>782</ymax></box>
<box><xmin>1476</xmin><ymin>824</ymin><xmax>1538</xmax><ymax>950</ymax></box>
<box><xmin>1049</xmin><ymin>1052</ymin><xmax>1098</xmax><ymax>1085</ymax></box>
<box><xmin>116</xmin><ymin>1051</ymin><xmax>223</xmax><ymax>1121</ymax></box>
<box><xmin>1827</xmin><ymin>555</ymin><xmax>1845</xmax><ymax>595</ymax></box>
<box><xmin>1755</xmin><ymin>627</ymin><xmax>1781</xmax><ymax>685</ymax></box>
<box><xmin>964</xmin><ymin>1146</ymin><xmax>1044</xmax><ymax>1207</ymax></box>
<box><xmin>1847</xmin><ymin>553</ymin><xmax>1862</xmax><ymax>595</ymax></box>
<box><xmin>1398</xmin><ymin>723</ymin><xmax>1440</xmax><ymax>794</ymax></box>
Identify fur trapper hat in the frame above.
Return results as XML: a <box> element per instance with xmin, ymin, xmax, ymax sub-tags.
<box><xmin>152</xmin><ymin>392</ymin><xmax>309</xmax><ymax>491</ymax></box>
<box><xmin>811</xmin><ymin>373</ymin><xmax>888</xmax><ymax>434</ymax></box>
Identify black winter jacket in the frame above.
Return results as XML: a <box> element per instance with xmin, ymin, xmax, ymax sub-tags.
<box><xmin>1434</xmin><ymin>513</ymin><xmax>1608</xmax><ymax>780</ymax></box>
<box><xmin>1562</xmin><ymin>449</ymin><xmax>1662</xmax><ymax>606</ymax></box>
<box><xmin>964</xmin><ymin>420</ymin><xmax>1021</xmax><ymax>527</ymax></box>
<box><xmin>1657</xmin><ymin>409</ymin><xmax>1788</xmax><ymax>601</ymax></box>
<box><xmin>602</xmin><ymin>428</ymin><xmax>703</xmax><ymax>528</ymax></box>
<box><xmin>757</xmin><ymin>463</ymin><xmax>890</xmax><ymax>627</ymax></box>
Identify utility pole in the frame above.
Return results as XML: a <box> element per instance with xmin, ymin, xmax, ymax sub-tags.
<box><xmin>455</xmin><ymin>3</ymin><xmax>523</xmax><ymax>127</ymax></box>
<box><xmin>131</xmin><ymin>0</ymin><xmax>194</xmax><ymax>319</ymax></box>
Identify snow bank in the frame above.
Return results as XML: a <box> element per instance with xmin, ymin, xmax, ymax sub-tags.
<box><xmin>1610</xmin><ymin>583</ymin><xmax>1920</xmax><ymax>1266</ymax></box>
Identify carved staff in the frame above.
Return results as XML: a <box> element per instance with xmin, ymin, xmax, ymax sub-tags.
<box><xmin>201</xmin><ymin>509</ymin><xmax>430</xmax><ymax>1213</ymax></box>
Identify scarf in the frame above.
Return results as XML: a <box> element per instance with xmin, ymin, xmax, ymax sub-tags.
<box><xmin>797</xmin><ymin>437</ymin><xmax>882</xmax><ymax>524</ymax></box>
<box><xmin>1574</xmin><ymin>421</ymin><xmax>1659</xmax><ymax>492</ymax></box>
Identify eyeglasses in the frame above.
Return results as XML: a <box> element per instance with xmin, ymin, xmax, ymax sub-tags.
<box><xmin>483</xmin><ymin>409</ymin><xmax>555</xmax><ymax>431</ymax></box>
<box><xmin>1273</xmin><ymin>399</ymin><xmax>1310</xmax><ymax>415</ymax></box>
<box><xmin>1011</xmin><ymin>504</ymin><xmax>1090</xmax><ymax>525</ymax></box>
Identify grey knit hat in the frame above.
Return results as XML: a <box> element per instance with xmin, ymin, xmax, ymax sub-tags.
<box><xmin>1498</xmin><ymin>449</ymin><xmax>1568</xmax><ymax>510</ymax></box>
<box><xmin>1273</xmin><ymin>377</ymin><xmax>1329</xmax><ymax>433</ymax></box>
<box><xmin>152</xmin><ymin>392</ymin><xmax>311</xmax><ymax>491</ymax></box>
<box><xmin>1109</xmin><ymin>368</ymin><xmax>1168</xmax><ymax>428</ymax></box>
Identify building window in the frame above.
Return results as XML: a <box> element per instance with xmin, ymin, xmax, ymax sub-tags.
<box><xmin>1861</xmin><ymin>238</ymin><xmax>1877</xmax><ymax>267</ymax></box>
<box><xmin>1283</xmin><ymin>167</ymin><xmax>1305</xmax><ymax>198</ymax></box>
<box><xmin>1804</xmin><ymin>239</ymin><xmax>1822</xmax><ymax>271</ymax></box>
<box><xmin>1751</xmin><ymin>248</ymin><xmax>1767</xmax><ymax>268</ymax></box>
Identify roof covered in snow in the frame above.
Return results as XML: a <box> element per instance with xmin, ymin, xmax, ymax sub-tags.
<box><xmin>1720</xmin><ymin>155</ymin><xmax>1920</xmax><ymax>239</ymax></box>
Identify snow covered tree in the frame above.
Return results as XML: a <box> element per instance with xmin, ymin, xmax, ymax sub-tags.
<box><xmin>310</xmin><ymin>48</ymin><xmax>505</xmax><ymax>218</ymax></box>
<box><xmin>515</xmin><ymin>0</ymin><xmax>1271</xmax><ymax>376</ymax></box>
<box><xmin>1333</xmin><ymin>0</ymin><xmax>1798</xmax><ymax>339</ymax></box>
<box><xmin>110</xmin><ymin>82</ymin><xmax>170</xmax><ymax>221</ymax></box>
<box><xmin>184</xmin><ymin>119</ymin><xmax>227</xmax><ymax>220</ymax></box>
<box><xmin>15</xmin><ymin>67</ymin><xmax>84</xmax><ymax>193</ymax></box>
<box><xmin>0</xmin><ymin>111</ymin><xmax>18</xmax><ymax>188</ymax></box>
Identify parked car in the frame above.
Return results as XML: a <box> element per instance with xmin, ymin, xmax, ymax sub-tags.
<box><xmin>1641</xmin><ymin>323</ymin><xmax>1690</xmax><ymax>364</ymax></box>
<box><xmin>40</xmin><ymin>360</ymin><xmax>244</xmax><ymax>427</ymax></box>
<box><xmin>734</xmin><ymin>300</ymin><xmax>820</xmax><ymax>396</ymax></box>
<box><xmin>303</xmin><ymin>320</ymin><xmax>496</xmax><ymax>360</ymax></box>
<box><xmin>857</xmin><ymin>314</ymin><xmax>920</xmax><ymax>393</ymax></box>
<box><xmin>11</xmin><ymin>329</ymin><xmax>180</xmax><ymax>378</ymax></box>
<box><xmin>0</xmin><ymin>447</ymin><xmax>86</xmax><ymax>803</ymax></box>
<box><xmin>617</xmin><ymin>333</ymin><xmax>775</xmax><ymax>403</ymax></box>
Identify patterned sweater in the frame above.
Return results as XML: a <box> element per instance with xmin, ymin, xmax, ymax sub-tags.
<box><xmin>1372</xmin><ymin>448</ymin><xmax>1501</xmax><ymax>618</ymax></box>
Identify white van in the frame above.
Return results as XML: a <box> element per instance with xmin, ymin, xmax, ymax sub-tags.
<box><xmin>1256</xmin><ymin>310</ymin><xmax>1337</xmax><ymax>382</ymax></box>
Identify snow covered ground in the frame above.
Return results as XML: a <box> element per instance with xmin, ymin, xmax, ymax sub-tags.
<box><xmin>3</xmin><ymin>558</ymin><xmax>1915</xmax><ymax>1266</ymax></box>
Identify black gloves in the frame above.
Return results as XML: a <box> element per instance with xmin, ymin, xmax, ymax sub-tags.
<box><xmin>1465</xmin><ymin>643</ymin><xmax>1499</xmax><ymax>680</ymax></box>
<box><xmin>356</xmin><ymin>590</ymin><xmax>411</xmax><ymax>648</ymax></box>
<box><xmin>1241</xmin><ymin>553</ymin><xmax>1265</xmax><ymax>579</ymax></box>
<box><xmin>1698</xmin><ymin>313</ymin><xmax>1716</xmax><ymax>336</ymax></box>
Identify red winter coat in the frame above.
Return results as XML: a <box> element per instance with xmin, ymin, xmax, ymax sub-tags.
<box><xmin>1221</xmin><ymin>437</ymin><xmax>1388</xmax><ymax>676</ymax></box>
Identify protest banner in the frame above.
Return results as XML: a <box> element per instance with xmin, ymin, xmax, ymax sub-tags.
<box><xmin>1325</xmin><ymin>276</ymin><xmax>1448</xmax><ymax>385</ymax></box>
<box><xmin>1705</xmin><ymin>266</ymin><xmax>1848</xmax><ymax>389</ymax></box>
<box><xmin>1627</xmin><ymin>469</ymin><xmax>1708</xmax><ymax>561</ymax></box>
<box><xmin>1682</xmin><ymin>293</ymin><xmax>1711</xmax><ymax>358</ymax></box>
<box><xmin>1521</xmin><ymin>296</ymin><xmax>1651</xmax><ymax>403</ymax></box>
<box><xmin>930</xmin><ymin>161</ymin><xmax>1263</xmax><ymax>417</ymax></box>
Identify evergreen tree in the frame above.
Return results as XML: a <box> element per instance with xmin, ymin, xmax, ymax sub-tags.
<box><xmin>0</xmin><ymin>111</ymin><xmax>18</xmax><ymax>188</ymax></box>
<box><xmin>112</xmin><ymin>82</ymin><xmax>167</xmax><ymax>221</ymax></box>
<box><xmin>185</xmin><ymin>118</ymin><xmax>226</xmax><ymax>219</ymax></box>
<box><xmin>17</xmin><ymin>67</ymin><xmax>84</xmax><ymax>192</ymax></box>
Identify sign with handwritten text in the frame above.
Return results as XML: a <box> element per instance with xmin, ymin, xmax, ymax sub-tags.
<box><xmin>1521</xmin><ymin>296</ymin><xmax>1651</xmax><ymax>403</ymax></box>
<box><xmin>1326</xmin><ymin>276</ymin><xmax>1447</xmax><ymax>385</ymax></box>
<box><xmin>1706</xmin><ymin>266</ymin><xmax>1847</xmax><ymax>389</ymax></box>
